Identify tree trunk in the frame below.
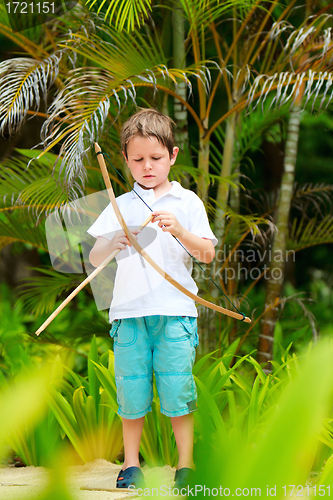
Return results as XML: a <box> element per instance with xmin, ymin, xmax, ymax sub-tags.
<box><xmin>196</xmin><ymin>132</ymin><xmax>209</xmax><ymax>202</ymax></box>
<box><xmin>172</xmin><ymin>3</ymin><xmax>189</xmax><ymax>165</ymax></box>
<box><xmin>258</xmin><ymin>0</ymin><xmax>311</xmax><ymax>367</ymax></box>
<box><xmin>258</xmin><ymin>104</ymin><xmax>301</xmax><ymax>367</ymax></box>
<box><xmin>214</xmin><ymin>110</ymin><xmax>238</xmax><ymax>241</ymax></box>
<box><xmin>227</xmin><ymin>162</ymin><xmax>241</xmax><ymax>344</ymax></box>
<box><xmin>200</xmin><ymin>111</ymin><xmax>239</xmax><ymax>353</ymax></box>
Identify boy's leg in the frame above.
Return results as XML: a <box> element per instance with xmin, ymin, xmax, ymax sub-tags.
<box><xmin>170</xmin><ymin>413</ymin><xmax>195</xmax><ymax>470</ymax></box>
<box><xmin>151</xmin><ymin>316</ymin><xmax>198</xmax><ymax>472</ymax></box>
<box><xmin>122</xmin><ymin>416</ymin><xmax>145</xmax><ymax>470</ymax></box>
<box><xmin>111</xmin><ymin>317</ymin><xmax>153</xmax><ymax>472</ymax></box>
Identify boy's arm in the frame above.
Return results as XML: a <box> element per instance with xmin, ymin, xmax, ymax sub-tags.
<box><xmin>152</xmin><ymin>211</ymin><xmax>215</xmax><ymax>264</ymax></box>
<box><xmin>89</xmin><ymin>230</ymin><xmax>138</xmax><ymax>267</ymax></box>
<box><xmin>175</xmin><ymin>230</ymin><xmax>215</xmax><ymax>264</ymax></box>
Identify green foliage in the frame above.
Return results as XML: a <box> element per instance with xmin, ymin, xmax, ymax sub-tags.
<box><xmin>6</xmin><ymin>407</ymin><xmax>62</xmax><ymax>467</ymax></box>
<box><xmin>296</xmin><ymin>109</ymin><xmax>333</xmax><ymax>186</ymax></box>
<box><xmin>307</xmin><ymin>277</ymin><xmax>333</xmax><ymax>335</ymax></box>
<box><xmin>47</xmin><ymin>336</ymin><xmax>123</xmax><ymax>463</ymax></box>
<box><xmin>0</xmin><ymin>345</ymin><xmax>63</xmax><ymax>466</ymax></box>
<box><xmin>17</xmin><ymin>267</ymin><xmax>85</xmax><ymax>317</ymax></box>
<box><xmin>0</xmin><ymin>334</ymin><xmax>332</xmax><ymax>498</ymax></box>
<box><xmin>85</xmin><ymin>0</ymin><xmax>152</xmax><ymax>31</ymax></box>
<box><xmin>93</xmin><ymin>337</ymin><xmax>333</xmax><ymax>474</ymax></box>
<box><xmin>211</xmin><ymin>104</ymin><xmax>289</xmax><ymax>171</ymax></box>
<box><xmin>320</xmin><ymin>453</ymin><xmax>333</xmax><ymax>488</ymax></box>
<box><xmin>289</xmin><ymin>214</ymin><xmax>333</xmax><ymax>252</ymax></box>
<box><xmin>0</xmin><ymin>149</ymin><xmax>77</xmax><ymax>219</ymax></box>
<box><xmin>194</xmin><ymin>340</ymin><xmax>292</xmax><ymax>445</ymax></box>
<box><xmin>0</xmin><ymin>362</ymin><xmax>52</xmax><ymax>463</ymax></box>
<box><xmin>230</xmin><ymin>284</ymin><xmax>318</xmax><ymax>358</ymax></box>
<box><xmin>0</xmin><ymin>284</ymin><xmax>29</xmax><ymax>372</ymax></box>
<box><xmin>193</xmin><ymin>339</ymin><xmax>333</xmax><ymax>495</ymax></box>
<box><xmin>0</xmin><ymin>282</ymin><xmax>111</xmax><ymax>372</ymax></box>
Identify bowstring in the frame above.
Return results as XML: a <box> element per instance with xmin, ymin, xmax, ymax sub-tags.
<box><xmin>99</xmin><ymin>151</ymin><xmax>246</xmax><ymax>321</ymax></box>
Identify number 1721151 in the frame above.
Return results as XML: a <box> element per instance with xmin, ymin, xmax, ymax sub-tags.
<box><xmin>6</xmin><ymin>2</ymin><xmax>55</xmax><ymax>14</ymax></box>
<box><xmin>282</xmin><ymin>485</ymin><xmax>331</xmax><ymax>496</ymax></box>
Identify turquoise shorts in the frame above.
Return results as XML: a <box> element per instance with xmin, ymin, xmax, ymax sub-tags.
<box><xmin>109</xmin><ymin>315</ymin><xmax>199</xmax><ymax>419</ymax></box>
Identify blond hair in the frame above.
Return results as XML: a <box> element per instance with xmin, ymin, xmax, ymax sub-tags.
<box><xmin>121</xmin><ymin>108</ymin><xmax>175</xmax><ymax>159</ymax></box>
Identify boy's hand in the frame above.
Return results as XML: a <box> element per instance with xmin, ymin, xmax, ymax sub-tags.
<box><xmin>111</xmin><ymin>229</ymin><xmax>140</xmax><ymax>251</ymax></box>
<box><xmin>152</xmin><ymin>211</ymin><xmax>215</xmax><ymax>264</ymax></box>
<box><xmin>89</xmin><ymin>229</ymin><xmax>140</xmax><ymax>267</ymax></box>
<box><xmin>152</xmin><ymin>211</ymin><xmax>183</xmax><ymax>238</ymax></box>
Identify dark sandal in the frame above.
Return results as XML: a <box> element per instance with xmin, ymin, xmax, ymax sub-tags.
<box><xmin>116</xmin><ymin>466</ymin><xmax>145</xmax><ymax>489</ymax></box>
<box><xmin>174</xmin><ymin>467</ymin><xmax>195</xmax><ymax>488</ymax></box>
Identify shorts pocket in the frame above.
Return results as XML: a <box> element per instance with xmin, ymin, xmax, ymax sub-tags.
<box><xmin>177</xmin><ymin>316</ymin><xmax>199</xmax><ymax>349</ymax></box>
<box><xmin>163</xmin><ymin>316</ymin><xmax>199</xmax><ymax>348</ymax></box>
<box><xmin>112</xmin><ymin>319</ymin><xmax>138</xmax><ymax>347</ymax></box>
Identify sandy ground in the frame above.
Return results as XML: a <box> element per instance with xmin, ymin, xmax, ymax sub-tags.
<box><xmin>0</xmin><ymin>459</ymin><xmax>176</xmax><ymax>500</ymax></box>
<box><xmin>0</xmin><ymin>460</ymin><xmax>315</xmax><ymax>499</ymax></box>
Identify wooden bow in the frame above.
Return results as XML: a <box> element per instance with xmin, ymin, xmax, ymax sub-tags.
<box><xmin>95</xmin><ymin>143</ymin><xmax>251</xmax><ymax>324</ymax></box>
<box><xmin>35</xmin><ymin>143</ymin><xmax>251</xmax><ymax>336</ymax></box>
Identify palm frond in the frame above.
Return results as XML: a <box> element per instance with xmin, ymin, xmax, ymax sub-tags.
<box><xmin>40</xmin><ymin>67</ymin><xmax>114</xmax><ymax>189</ymax></box>
<box><xmin>213</xmin><ymin>206</ymin><xmax>274</xmax><ymax>246</ymax></box>
<box><xmin>85</xmin><ymin>0</ymin><xmax>152</xmax><ymax>31</ymax></box>
<box><xmin>0</xmin><ymin>14</ymin><xmax>97</xmax><ymax>139</ymax></box>
<box><xmin>283</xmin><ymin>14</ymin><xmax>333</xmax><ymax>71</ymax></box>
<box><xmin>241</xmin><ymin>188</ymin><xmax>278</xmax><ymax>222</ymax></box>
<box><xmin>0</xmin><ymin>150</ymin><xmax>79</xmax><ymax>220</ymax></box>
<box><xmin>292</xmin><ymin>183</ymin><xmax>333</xmax><ymax>216</ymax></box>
<box><xmin>17</xmin><ymin>267</ymin><xmax>85</xmax><ymax>316</ymax></box>
<box><xmin>245</xmin><ymin>13</ymin><xmax>333</xmax><ymax>112</ymax></box>
<box><xmin>288</xmin><ymin>214</ymin><xmax>333</xmax><ymax>252</ymax></box>
<box><xmin>0</xmin><ymin>211</ymin><xmax>47</xmax><ymax>250</ymax></box>
<box><xmin>169</xmin><ymin>163</ymin><xmax>201</xmax><ymax>185</ymax></box>
<box><xmin>246</xmin><ymin>69</ymin><xmax>333</xmax><ymax>114</ymax></box>
<box><xmin>25</xmin><ymin>304</ymin><xmax>110</xmax><ymax>345</ymax></box>
<box><xmin>179</xmin><ymin>0</ymin><xmax>257</xmax><ymax>34</ymax></box>
<box><xmin>272</xmin><ymin>291</ymin><xmax>318</xmax><ymax>345</ymax></box>
<box><xmin>0</xmin><ymin>55</ymin><xmax>62</xmax><ymax>137</ymax></box>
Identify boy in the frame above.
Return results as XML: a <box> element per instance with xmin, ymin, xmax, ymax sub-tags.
<box><xmin>88</xmin><ymin>109</ymin><xmax>217</xmax><ymax>489</ymax></box>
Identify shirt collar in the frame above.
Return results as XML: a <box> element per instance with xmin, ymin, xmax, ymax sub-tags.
<box><xmin>131</xmin><ymin>181</ymin><xmax>183</xmax><ymax>199</ymax></box>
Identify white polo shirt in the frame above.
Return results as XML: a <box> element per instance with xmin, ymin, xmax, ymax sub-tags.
<box><xmin>87</xmin><ymin>181</ymin><xmax>217</xmax><ymax>322</ymax></box>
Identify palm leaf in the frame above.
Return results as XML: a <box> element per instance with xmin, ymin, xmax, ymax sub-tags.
<box><xmin>0</xmin><ymin>211</ymin><xmax>47</xmax><ymax>250</ymax></box>
<box><xmin>245</xmin><ymin>14</ymin><xmax>333</xmax><ymax>112</ymax></box>
<box><xmin>0</xmin><ymin>6</ymin><xmax>46</xmax><ymax>54</ymax></box>
<box><xmin>17</xmin><ymin>267</ymin><xmax>85</xmax><ymax>316</ymax></box>
<box><xmin>0</xmin><ymin>55</ymin><xmax>63</xmax><ymax>137</ymax></box>
<box><xmin>0</xmin><ymin>11</ymin><xmax>97</xmax><ymax>140</ymax></box>
<box><xmin>288</xmin><ymin>214</ymin><xmax>333</xmax><ymax>252</ymax></box>
<box><xmin>179</xmin><ymin>0</ymin><xmax>257</xmax><ymax>35</ymax></box>
<box><xmin>85</xmin><ymin>0</ymin><xmax>152</xmax><ymax>31</ymax></box>
<box><xmin>26</xmin><ymin>310</ymin><xmax>110</xmax><ymax>347</ymax></box>
<box><xmin>0</xmin><ymin>149</ymin><xmax>78</xmax><ymax>220</ymax></box>
<box><xmin>250</xmin><ymin>70</ymin><xmax>333</xmax><ymax>113</ymax></box>
<box><xmin>292</xmin><ymin>183</ymin><xmax>333</xmax><ymax>216</ymax></box>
